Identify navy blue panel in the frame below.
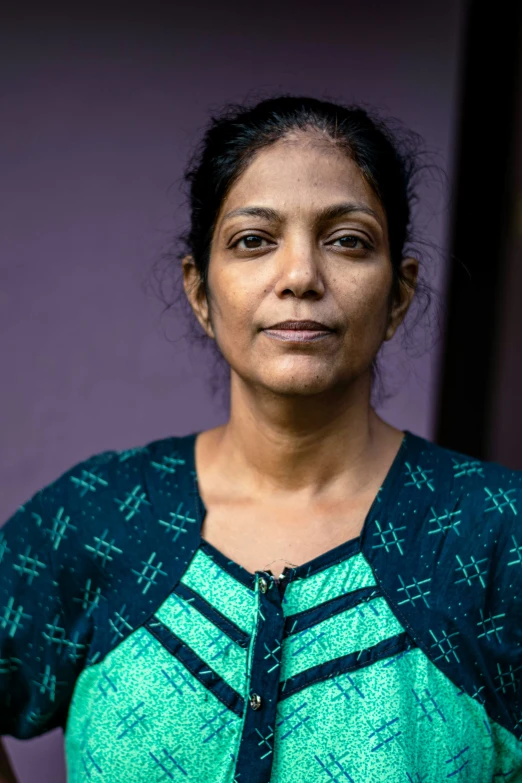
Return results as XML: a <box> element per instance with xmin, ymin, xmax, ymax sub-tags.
<box><xmin>360</xmin><ymin>431</ymin><xmax>522</xmax><ymax>740</ymax></box>
<box><xmin>0</xmin><ymin>433</ymin><xmax>204</xmax><ymax>738</ymax></box>
<box><xmin>198</xmin><ymin>538</ymin><xmax>255</xmax><ymax>590</ymax></box>
<box><xmin>174</xmin><ymin>581</ymin><xmax>250</xmax><ymax>649</ymax></box>
<box><xmin>284</xmin><ymin>585</ymin><xmax>381</xmax><ymax>637</ymax></box>
<box><xmin>80</xmin><ymin>433</ymin><xmax>204</xmax><ymax>669</ymax></box>
<box><xmin>279</xmin><ymin>631</ymin><xmax>413</xmax><ymax>701</ymax></box>
<box><xmin>144</xmin><ymin>616</ymin><xmax>244</xmax><ymax>717</ymax></box>
<box><xmin>234</xmin><ymin>573</ymin><xmax>285</xmax><ymax>783</ymax></box>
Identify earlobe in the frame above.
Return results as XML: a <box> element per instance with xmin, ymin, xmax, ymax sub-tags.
<box><xmin>384</xmin><ymin>257</ymin><xmax>419</xmax><ymax>341</ymax></box>
<box><xmin>384</xmin><ymin>317</ymin><xmax>398</xmax><ymax>342</ymax></box>
<box><xmin>194</xmin><ymin>294</ymin><xmax>215</xmax><ymax>340</ymax></box>
<box><xmin>402</xmin><ymin>256</ymin><xmax>419</xmax><ymax>291</ymax></box>
<box><xmin>182</xmin><ymin>255</ymin><xmax>215</xmax><ymax>340</ymax></box>
<box><xmin>197</xmin><ymin>290</ymin><xmax>215</xmax><ymax>339</ymax></box>
<box><xmin>205</xmin><ymin>311</ymin><xmax>215</xmax><ymax>339</ymax></box>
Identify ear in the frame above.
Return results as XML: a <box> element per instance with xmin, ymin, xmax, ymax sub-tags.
<box><xmin>384</xmin><ymin>257</ymin><xmax>419</xmax><ymax>341</ymax></box>
<box><xmin>182</xmin><ymin>255</ymin><xmax>215</xmax><ymax>339</ymax></box>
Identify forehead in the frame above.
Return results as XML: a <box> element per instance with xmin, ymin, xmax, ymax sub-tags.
<box><xmin>217</xmin><ymin>138</ymin><xmax>385</xmax><ymax>228</ymax></box>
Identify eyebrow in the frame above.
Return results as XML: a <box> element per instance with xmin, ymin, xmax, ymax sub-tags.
<box><xmin>220</xmin><ymin>201</ymin><xmax>382</xmax><ymax>228</ymax></box>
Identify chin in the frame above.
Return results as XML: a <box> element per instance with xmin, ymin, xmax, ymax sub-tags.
<box><xmin>258</xmin><ymin>373</ymin><xmax>336</xmax><ymax>397</ymax></box>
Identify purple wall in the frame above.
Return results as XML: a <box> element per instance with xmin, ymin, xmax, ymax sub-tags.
<box><xmin>0</xmin><ymin>2</ymin><xmax>465</xmax><ymax>779</ymax></box>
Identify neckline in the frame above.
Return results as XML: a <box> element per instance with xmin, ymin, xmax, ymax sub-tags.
<box><xmin>186</xmin><ymin>428</ymin><xmax>414</xmax><ymax>587</ymax></box>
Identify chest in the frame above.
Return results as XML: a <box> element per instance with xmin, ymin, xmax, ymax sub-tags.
<box><xmin>64</xmin><ymin>531</ymin><xmax>509</xmax><ymax>783</ymax></box>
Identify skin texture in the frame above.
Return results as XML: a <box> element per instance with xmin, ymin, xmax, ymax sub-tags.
<box><xmin>182</xmin><ymin>130</ymin><xmax>419</xmax><ymax>575</ymax></box>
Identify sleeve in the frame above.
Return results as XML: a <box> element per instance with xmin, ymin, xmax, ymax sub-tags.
<box><xmin>0</xmin><ymin>453</ymin><xmax>115</xmax><ymax>739</ymax></box>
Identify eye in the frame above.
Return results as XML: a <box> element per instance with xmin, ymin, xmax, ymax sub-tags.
<box><xmin>331</xmin><ymin>234</ymin><xmax>372</xmax><ymax>250</ymax></box>
<box><xmin>231</xmin><ymin>234</ymin><xmax>270</xmax><ymax>251</ymax></box>
<box><xmin>230</xmin><ymin>233</ymin><xmax>372</xmax><ymax>252</ymax></box>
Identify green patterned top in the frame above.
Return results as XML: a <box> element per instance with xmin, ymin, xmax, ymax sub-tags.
<box><xmin>1</xmin><ymin>429</ymin><xmax>521</xmax><ymax>782</ymax></box>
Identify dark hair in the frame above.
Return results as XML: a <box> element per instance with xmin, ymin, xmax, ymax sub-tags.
<box><xmin>149</xmin><ymin>92</ymin><xmax>441</xmax><ymax>410</ymax></box>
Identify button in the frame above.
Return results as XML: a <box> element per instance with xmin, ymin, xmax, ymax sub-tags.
<box><xmin>249</xmin><ymin>693</ymin><xmax>262</xmax><ymax>710</ymax></box>
<box><xmin>258</xmin><ymin>576</ymin><xmax>269</xmax><ymax>593</ymax></box>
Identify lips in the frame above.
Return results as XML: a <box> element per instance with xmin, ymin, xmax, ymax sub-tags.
<box><xmin>262</xmin><ymin>320</ymin><xmax>335</xmax><ymax>343</ymax></box>
<box><xmin>264</xmin><ymin>320</ymin><xmax>333</xmax><ymax>331</ymax></box>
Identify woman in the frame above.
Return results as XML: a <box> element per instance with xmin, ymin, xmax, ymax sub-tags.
<box><xmin>1</xmin><ymin>95</ymin><xmax>520</xmax><ymax>782</ymax></box>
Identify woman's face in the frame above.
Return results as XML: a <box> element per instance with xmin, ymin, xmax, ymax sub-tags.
<box><xmin>184</xmin><ymin>134</ymin><xmax>418</xmax><ymax>399</ymax></box>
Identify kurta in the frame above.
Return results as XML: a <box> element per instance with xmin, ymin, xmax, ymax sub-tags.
<box><xmin>0</xmin><ymin>429</ymin><xmax>521</xmax><ymax>782</ymax></box>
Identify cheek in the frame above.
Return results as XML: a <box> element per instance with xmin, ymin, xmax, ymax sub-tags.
<box><xmin>209</xmin><ymin>274</ymin><xmax>258</xmax><ymax>344</ymax></box>
<box><xmin>340</xmin><ymin>271</ymin><xmax>391</xmax><ymax>328</ymax></box>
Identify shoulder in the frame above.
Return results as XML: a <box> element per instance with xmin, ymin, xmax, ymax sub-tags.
<box><xmin>385</xmin><ymin>431</ymin><xmax>522</xmax><ymax>603</ymax></box>
<box><xmin>400</xmin><ymin>431</ymin><xmax>521</xmax><ymax>547</ymax></box>
<box><xmin>403</xmin><ymin>428</ymin><xmax>522</xmax><ymax>487</ymax></box>
<box><xmin>0</xmin><ymin>431</ymin><xmax>200</xmax><ymax>737</ymax></box>
<box><xmin>4</xmin><ymin>431</ymin><xmax>197</xmax><ymax>542</ymax></box>
<box><xmin>365</xmin><ymin>430</ymin><xmax>522</xmax><ymax>584</ymax></box>
<box><xmin>362</xmin><ymin>432</ymin><xmax>522</xmax><ymax>738</ymax></box>
<box><xmin>1</xmin><ymin>430</ymin><xmax>200</xmax><ymax>621</ymax></box>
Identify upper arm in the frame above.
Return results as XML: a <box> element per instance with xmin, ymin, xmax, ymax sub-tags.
<box><xmin>0</xmin><ymin>453</ymin><xmax>115</xmax><ymax>739</ymax></box>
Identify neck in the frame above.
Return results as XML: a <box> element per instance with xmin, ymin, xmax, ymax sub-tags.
<box><xmin>202</xmin><ymin>372</ymin><xmax>403</xmax><ymax>504</ymax></box>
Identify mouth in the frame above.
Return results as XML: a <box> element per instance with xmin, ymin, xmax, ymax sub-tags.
<box><xmin>262</xmin><ymin>320</ymin><xmax>335</xmax><ymax>343</ymax></box>
<box><xmin>263</xmin><ymin>329</ymin><xmax>333</xmax><ymax>342</ymax></box>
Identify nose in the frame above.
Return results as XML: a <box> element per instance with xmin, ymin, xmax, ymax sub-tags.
<box><xmin>273</xmin><ymin>238</ymin><xmax>325</xmax><ymax>299</ymax></box>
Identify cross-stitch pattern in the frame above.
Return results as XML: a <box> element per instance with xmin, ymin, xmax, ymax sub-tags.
<box><xmin>0</xmin><ymin>430</ymin><xmax>521</xmax><ymax>781</ymax></box>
